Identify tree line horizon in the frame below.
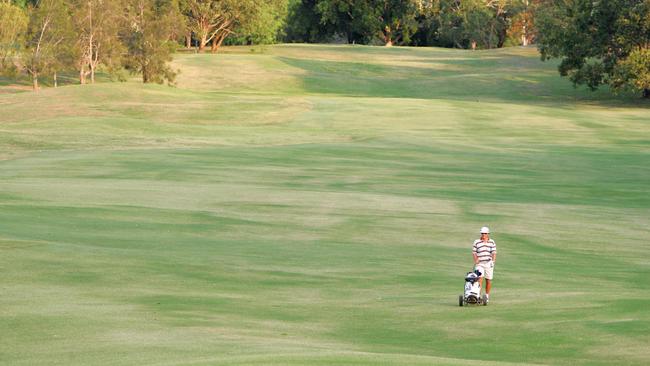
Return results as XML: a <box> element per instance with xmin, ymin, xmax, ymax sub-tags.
<box><xmin>1</xmin><ymin>0</ymin><xmax>649</xmax><ymax>97</ymax></box>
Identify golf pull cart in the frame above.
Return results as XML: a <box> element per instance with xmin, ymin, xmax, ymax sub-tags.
<box><xmin>459</xmin><ymin>269</ymin><xmax>488</xmax><ymax>306</ymax></box>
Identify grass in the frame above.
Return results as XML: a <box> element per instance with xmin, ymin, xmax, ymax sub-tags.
<box><xmin>0</xmin><ymin>44</ymin><xmax>649</xmax><ymax>366</ymax></box>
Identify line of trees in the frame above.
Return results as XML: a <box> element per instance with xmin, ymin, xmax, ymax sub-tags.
<box><xmin>285</xmin><ymin>1</ymin><xmax>540</xmax><ymax>49</ymax></box>
<box><xmin>182</xmin><ymin>0</ymin><xmax>288</xmax><ymax>53</ymax></box>
<box><xmin>1</xmin><ymin>0</ymin><xmax>178</xmax><ymax>88</ymax></box>
<box><xmin>1</xmin><ymin>0</ymin><xmax>649</xmax><ymax>97</ymax></box>
<box><xmin>0</xmin><ymin>0</ymin><xmax>288</xmax><ymax>89</ymax></box>
<box><xmin>0</xmin><ymin>0</ymin><xmax>545</xmax><ymax>91</ymax></box>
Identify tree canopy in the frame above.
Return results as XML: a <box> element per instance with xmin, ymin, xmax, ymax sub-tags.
<box><xmin>122</xmin><ymin>0</ymin><xmax>180</xmax><ymax>84</ymax></box>
<box><xmin>181</xmin><ymin>0</ymin><xmax>288</xmax><ymax>52</ymax></box>
<box><xmin>284</xmin><ymin>0</ymin><xmax>537</xmax><ymax>48</ymax></box>
<box><xmin>536</xmin><ymin>0</ymin><xmax>650</xmax><ymax>97</ymax></box>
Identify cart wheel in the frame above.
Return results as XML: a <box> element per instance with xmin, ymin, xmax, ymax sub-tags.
<box><xmin>459</xmin><ymin>295</ymin><xmax>464</xmax><ymax>307</ymax></box>
<box><xmin>482</xmin><ymin>294</ymin><xmax>488</xmax><ymax>306</ymax></box>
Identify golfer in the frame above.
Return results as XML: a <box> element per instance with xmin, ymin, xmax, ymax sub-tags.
<box><xmin>473</xmin><ymin>226</ymin><xmax>497</xmax><ymax>303</ymax></box>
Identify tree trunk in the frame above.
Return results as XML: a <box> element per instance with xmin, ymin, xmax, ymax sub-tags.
<box><xmin>185</xmin><ymin>33</ymin><xmax>191</xmax><ymax>49</ymax></box>
<box><xmin>384</xmin><ymin>26</ymin><xmax>393</xmax><ymax>47</ymax></box>
<box><xmin>80</xmin><ymin>68</ymin><xmax>86</xmax><ymax>84</ymax></box>
<box><xmin>523</xmin><ymin>0</ymin><xmax>531</xmax><ymax>46</ymax></box>
<box><xmin>471</xmin><ymin>41</ymin><xmax>477</xmax><ymax>50</ymax></box>
<box><xmin>54</xmin><ymin>72</ymin><xmax>57</xmax><ymax>88</ymax></box>
<box><xmin>199</xmin><ymin>34</ymin><xmax>208</xmax><ymax>52</ymax></box>
<box><xmin>90</xmin><ymin>64</ymin><xmax>95</xmax><ymax>84</ymax></box>
<box><xmin>522</xmin><ymin>22</ymin><xmax>529</xmax><ymax>46</ymax></box>
<box><xmin>497</xmin><ymin>25</ymin><xmax>506</xmax><ymax>48</ymax></box>
<box><xmin>33</xmin><ymin>74</ymin><xmax>39</xmax><ymax>91</ymax></box>
<box><xmin>211</xmin><ymin>36</ymin><xmax>217</xmax><ymax>53</ymax></box>
<box><xmin>211</xmin><ymin>33</ymin><xmax>227</xmax><ymax>53</ymax></box>
<box><xmin>87</xmin><ymin>5</ymin><xmax>94</xmax><ymax>83</ymax></box>
<box><xmin>643</xmin><ymin>88</ymin><xmax>650</xmax><ymax>98</ymax></box>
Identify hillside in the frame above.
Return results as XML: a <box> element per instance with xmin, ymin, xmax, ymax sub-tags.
<box><xmin>1</xmin><ymin>44</ymin><xmax>649</xmax><ymax>366</ymax></box>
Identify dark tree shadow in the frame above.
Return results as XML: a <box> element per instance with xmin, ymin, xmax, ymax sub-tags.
<box><xmin>276</xmin><ymin>54</ymin><xmax>648</xmax><ymax>109</ymax></box>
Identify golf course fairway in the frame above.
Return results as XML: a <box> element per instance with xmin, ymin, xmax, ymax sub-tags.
<box><xmin>1</xmin><ymin>44</ymin><xmax>649</xmax><ymax>365</ymax></box>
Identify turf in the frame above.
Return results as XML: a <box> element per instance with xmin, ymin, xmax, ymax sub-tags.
<box><xmin>0</xmin><ymin>44</ymin><xmax>649</xmax><ymax>366</ymax></box>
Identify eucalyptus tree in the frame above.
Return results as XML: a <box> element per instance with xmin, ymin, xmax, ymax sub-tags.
<box><xmin>0</xmin><ymin>0</ymin><xmax>28</xmax><ymax>75</ymax></box>
<box><xmin>509</xmin><ymin>0</ymin><xmax>539</xmax><ymax>46</ymax></box>
<box><xmin>21</xmin><ymin>0</ymin><xmax>75</xmax><ymax>90</ymax></box>
<box><xmin>122</xmin><ymin>0</ymin><xmax>180</xmax><ymax>84</ymax></box>
<box><xmin>184</xmin><ymin>0</ymin><xmax>287</xmax><ymax>53</ymax></box>
<box><xmin>184</xmin><ymin>0</ymin><xmax>235</xmax><ymax>52</ymax></box>
<box><xmin>71</xmin><ymin>0</ymin><xmax>125</xmax><ymax>84</ymax></box>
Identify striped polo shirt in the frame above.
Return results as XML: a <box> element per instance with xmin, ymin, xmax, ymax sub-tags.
<box><xmin>473</xmin><ymin>239</ymin><xmax>497</xmax><ymax>263</ymax></box>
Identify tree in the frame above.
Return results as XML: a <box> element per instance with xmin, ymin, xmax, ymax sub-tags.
<box><xmin>315</xmin><ymin>0</ymin><xmax>367</xmax><ymax>43</ymax></box>
<box><xmin>438</xmin><ymin>0</ymin><xmax>485</xmax><ymax>49</ymax></box>
<box><xmin>612</xmin><ymin>48</ymin><xmax>650</xmax><ymax>97</ymax></box>
<box><xmin>184</xmin><ymin>0</ymin><xmax>227</xmax><ymax>52</ymax></box>
<box><xmin>536</xmin><ymin>0</ymin><xmax>650</xmax><ymax>97</ymax></box>
<box><xmin>183</xmin><ymin>0</ymin><xmax>286</xmax><ymax>53</ymax></box>
<box><xmin>374</xmin><ymin>0</ymin><xmax>419</xmax><ymax>46</ymax></box>
<box><xmin>463</xmin><ymin>0</ymin><xmax>499</xmax><ymax>49</ymax></box>
<box><xmin>177</xmin><ymin>0</ymin><xmax>192</xmax><ymax>48</ymax></box>
<box><xmin>229</xmin><ymin>0</ymin><xmax>289</xmax><ymax>46</ymax></box>
<box><xmin>0</xmin><ymin>0</ymin><xmax>28</xmax><ymax>76</ymax></box>
<box><xmin>122</xmin><ymin>0</ymin><xmax>179</xmax><ymax>84</ymax></box>
<box><xmin>437</xmin><ymin>0</ymin><xmax>521</xmax><ymax>49</ymax></box>
<box><xmin>21</xmin><ymin>0</ymin><xmax>75</xmax><ymax>90</ymax></box>
<box><xmin>315</xmin><ymin>0</ymin><xmax>419</xmax><ymax>46</ymax></box>
<box><xmin>285</xmin><ymin>0</ymin><xmax>335</xmax><ymax>43</ymax></box>
<box><xmin>71</xmin><ymin>0</ymin><xmax>125</xmax><ymax>84</ymax></box>
<box><xmin>508</xmin><ymin>0</ymin><xmax>539</xmax><ymax>46</ymax></box>
<box><xmin>410</xmin><ymin>0</ymin><xmax>442</xmax><ymax>47</ymax></box>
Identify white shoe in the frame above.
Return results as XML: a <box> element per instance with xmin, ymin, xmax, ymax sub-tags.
<box><xmin>485</xmin><ymin>294</ymin><xmax>490</xmax><ymax>304</ymax></box>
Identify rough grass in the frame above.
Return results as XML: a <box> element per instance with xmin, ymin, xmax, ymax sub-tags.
<box><xmin>0</xmin><ymin>44</ymin><xmax>649</xmax><ymax>366</ymax></box>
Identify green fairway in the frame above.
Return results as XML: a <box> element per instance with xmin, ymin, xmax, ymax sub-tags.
<box><xmin>1</xmin><ymin>44</ymin><xmax>649</xmax><ymax>365</ymax></box>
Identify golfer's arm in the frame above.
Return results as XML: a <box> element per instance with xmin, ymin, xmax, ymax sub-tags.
<box><xmin>492</xmin><ymin>253</ymin><xmax>496</xmax><ymax>263</ymax></box>
<box><xmin>473</xmin><ymin>253</ymin><xmax>479</xmax><ymax>264</ymax></box>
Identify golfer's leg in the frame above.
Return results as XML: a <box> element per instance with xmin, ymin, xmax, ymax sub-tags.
<box><xmin>485</xmin><ymin>279</ymin><xmax>491</xmax><ymax>294</ymax></box>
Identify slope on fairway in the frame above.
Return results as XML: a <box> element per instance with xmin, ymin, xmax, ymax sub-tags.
<box><xmin>0</xmin><ymin>45</ymin><xmax>649</xmax><ymax>366</ymax></box>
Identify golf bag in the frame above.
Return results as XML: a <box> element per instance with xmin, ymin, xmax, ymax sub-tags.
<box><xmin>459</xmin><ymin>268</ymin><xmax>487</xmax><ymax>306</ymax></box>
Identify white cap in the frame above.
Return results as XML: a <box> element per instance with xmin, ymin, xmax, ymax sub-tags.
<box><xmin>480</xmin><ymin>226</ymin><xmax>490</xmax><ymax>234</ymax></box>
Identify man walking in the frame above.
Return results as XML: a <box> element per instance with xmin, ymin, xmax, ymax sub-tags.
<box><xmin>473</xmin><ymin>226</ymin><xmax>497</xmax><ymax>303</ymax></box>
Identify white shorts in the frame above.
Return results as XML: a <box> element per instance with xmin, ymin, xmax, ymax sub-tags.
<box><xmin>475</xmin><ymin>261</ymin><xmax>494</xmax><ymax>280</ymax></box>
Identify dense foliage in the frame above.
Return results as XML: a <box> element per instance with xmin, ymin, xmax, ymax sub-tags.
<box><xmin>536</xmin><ymin>0</ymin><xmax>650</xmax><ymax>97</ymax></box>
<box><xmin>284</xmin><ymin>1</ymin><xmax>538</xmax><ymax>47</ymax></box>
<box><xmin>1</xmin><ymin>0</ymin><xmax>182</xmax><ymax>87</ymax></box>
<box><xmin>0</xmin><ymin>0</ymin><xmax>28</xmax><ymax>75</ymax></box>
<box><xmin>179</xmin><ymin>0</ymin><xmax>287</xmax><ymax>52</ymax></box>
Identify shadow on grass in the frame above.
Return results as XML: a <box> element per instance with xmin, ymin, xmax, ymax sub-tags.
<box><xmin>0</xmin><ymin>75</ymin><xmax>32</xmax><ymax>94</ymax></box>
<box><xmin>277</xmin><ymin>56</ymin><xmax>648</xmax><ymax>109</ymax></box>
<box><xmin>0</xmin><ymin>72</ymin><xmax>114</xmax><ymax>94</ymax></box>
